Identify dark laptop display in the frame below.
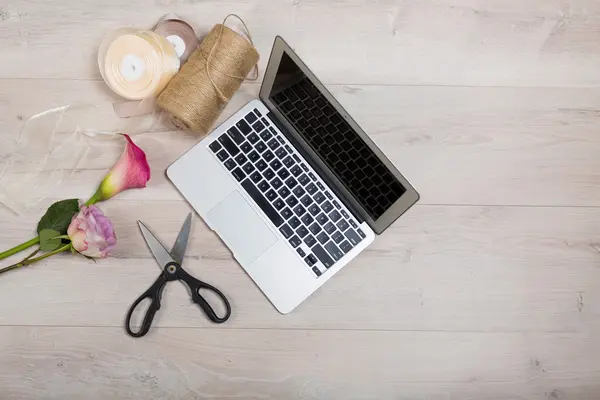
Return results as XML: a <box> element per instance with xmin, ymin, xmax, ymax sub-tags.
<box><xmin>268</xmin><ymin>53</ymin><xmax>407</xmax><ymax>221</ymax></box>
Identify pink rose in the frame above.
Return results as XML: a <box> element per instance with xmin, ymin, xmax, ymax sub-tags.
<box><xmin>87</xmin><ymin>134</ymin><xmax>151</xmax><ymax>204</ymax></box>
<box><xmin>67</xmin><ymin>205</ymin><xmax>117</xmax><ymax>258</ymax></box>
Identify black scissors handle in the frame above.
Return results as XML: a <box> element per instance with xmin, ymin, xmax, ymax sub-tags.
<box><xmin>125</xmin><ymin>262</ymin><xmax>231</xmax><ymax>338</ymax></box>
<box><xmin>176</xmin><ymin>266</ymin><xmax>232</xmax><ymax>323</ymax></box>
<box><xmin>125</xmin><ymin>271</ymin><xmax>168</xmax><ymax>338</ymax></box>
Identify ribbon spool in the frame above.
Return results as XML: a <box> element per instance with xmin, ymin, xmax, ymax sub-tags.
<box><xmin>99</xmin><ymin>29</ymin><xmax>180</xmax><ymax>100</ymax></box>
<box><xmin>157</xmin><ymin>17</ymin><xmax>259</xmax><ymax>135</ymax></box>
<box><xmin>154</xmin><ymin>17</ymin><xmax>199</xmax><ymax>63</ymax></box>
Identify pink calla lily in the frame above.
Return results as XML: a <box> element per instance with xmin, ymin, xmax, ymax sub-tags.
<box><xmin>88</xmin><ymin>134</ymin><xmax>151</xmax><ymax>204</ymax></box>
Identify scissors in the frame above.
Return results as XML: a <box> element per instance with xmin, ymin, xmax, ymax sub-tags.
<box><xmin>125</xmin><ymin>213</ymin><xmax>231</xmax><ymax>338</ymax></box>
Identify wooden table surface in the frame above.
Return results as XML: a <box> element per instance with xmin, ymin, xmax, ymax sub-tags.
<box><xmin>1</xmin><ymin>0</ymin><xmax>599</xmax><ymax>399</ymax></box>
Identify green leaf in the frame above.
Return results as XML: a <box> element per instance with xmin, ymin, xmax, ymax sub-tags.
<box><xmin>37</xmin><ymin>199</ymin><xmax>80</xmax><ymax>235</ymax></box>
<box><xmin>39</xmin><ymin>229</ymin><xmax>62</xmax><ymax>252</ymax></box>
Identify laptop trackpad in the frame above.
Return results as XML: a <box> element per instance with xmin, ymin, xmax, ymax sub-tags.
<box><xmin>207</xmin><ymin>191</ymin><xmax>277</xmax><ymax>264</ymax></box>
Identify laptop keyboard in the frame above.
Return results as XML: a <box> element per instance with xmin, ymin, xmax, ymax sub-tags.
<box><xmin>208</xmin><ymin>108</ymin><xmax>366</xmax><ymax>277</ymax></box>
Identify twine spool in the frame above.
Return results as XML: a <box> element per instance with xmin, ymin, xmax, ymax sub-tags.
<box><xmin>157</xmin><ymin>16</ymin><xmax>259</xmax><ymax>135</ymax></box>
<box><xmin>99</xmin><ymin>28</ymin><xmax>180</xmax><ymax>100</ymax></box>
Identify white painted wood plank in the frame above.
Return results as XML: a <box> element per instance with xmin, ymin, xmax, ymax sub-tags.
<box><xmin>3</xmin><ymin>80</ymin><xmax>600</xmax><ymax>207</ymax></box>
<box><xmin>1</xmin><ymin>202</ymin><xmax>599</xmax><ymax>332</ymax></box>
<box><xmin>1</xmin><ymin>0</ymin><xmax>600</xmax><ymax>86</ymax></box>
<box><xmin>0</xmin><ymin>327</ymin><xmax>598</xmax><ymax>400</ymax></box>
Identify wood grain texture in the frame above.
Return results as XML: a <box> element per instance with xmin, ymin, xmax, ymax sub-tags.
<box><xmin>1</xmin><ymin>0</ymin><xmax>600</xmax><ymax>398</ymax></box>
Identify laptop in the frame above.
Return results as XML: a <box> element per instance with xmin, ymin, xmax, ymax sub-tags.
<box><xmin>167</xmin><ymin>36</ymin><xmax>419</xmax><ymax>313</ymax></box>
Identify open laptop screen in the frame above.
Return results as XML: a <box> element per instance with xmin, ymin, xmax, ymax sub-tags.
<box><xmin>268</xmin><ymin>52</ymin><xmax>407</xmax><ymax>221</ymax></box>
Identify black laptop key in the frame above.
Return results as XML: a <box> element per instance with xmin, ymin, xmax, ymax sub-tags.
<box><xmin>240</xmin><ymin>141</ymin><xmax>252</xmax><ymax>153</ymax></box>
<box><xmin>245</xmin><ymin>112</ymin><xmax>257</xmax><ymax>124</ymax></box>
<box><xmin>290</xmin><ymin>165</ymin><xmax>302</xmax><ymax>177</ymax></box>
<box><xmin>218</xmin><ymin>134</ymin><xmax>240</xmax><ymax>156</ymax></box>
<box><xmin>304</xmin><ymin>234</ymin><xmax>316</xmax><ymax>247</ymax></box>
<box><xmin>307</xmin><ymin>204</ymin><xmax>318</xmax><ymax>216</ymax></box>
<box><xmin>284</xmin><ymin>145</ymin><xmax>293</xmax><ymax>153</ymax></box>
<box><xmin>357</xmin><ymin>228</ymin><xmax>366</xmax><ymax>239</ymax></box>
<box><xmin>277</xmin><ymin>168</ymin><xmax>290</xmax><ymax>180</ymax></box>
<box><xmin>312</xmin><ymin>266</ymin><xmax>322</xmax><ymax>276</ymax></box>
<box><xmin>293</xmin><ymin>154</ymin><xmax>301</xmax><ymax>163</ymax></box>
<box><xmin>259</xmin><ymin>129</ymin><xmax>271</xmax><ymax>141</ymax></box>
<box><xmin>301</xmin><ymin>214</ymin><xmax>314</xmax><ymax>226</ymax></box>
<box><xmin>282</xmin><ymin>156</ymin><xmax>295</xmax><ymax>168</ymax></box>
<box><xmin>209</xmin><ymin>141</ymin><xmax>222</xmax><ymax>153</ymax></box>
<box><xmin>324</xmin><ymin>241</ymin><xmax>343</xmax><ymax>261</ymax></box>
<box><xmin>339</xmin><ymin>240</ymin><xmax>353</xmax><ymax>254</ymax></box>
<box><xmin>266</xmin><ymin>189</ymin><xmax>277</xmax><ymax>201</ymax></box>
<box><xmin>235</xmin><ymin>154</ymin><xmax>247</xmax><ymax>165</ymax></box>
<box><xmin>305</xmin><ymin>254</ymin><xmax>315</xmax><ymax>266</ymax></box>
<box><xmin>264</xmin><ymin>168</ymin><xmax>275</xmax><ymax>180</ymax></box>
<box><xmin>316</xmin><ymin>182</ymin><xmax>325</xmax><ymax>190</ymax></box>
<box><xmin>275</xmin><ymin>147</ymin><xmax>287</xmax><ymax>159</ymax></box>
<box><xmin>289</xmin><ymin>235</ymin><xmax>301</xmax><ymax>248</ymax></box>
<box><xmin>267</xmin><ymin>138</ymin><xmax>280</xmax><ymax>150</ymax></box>
<box><xmin>289</xmin><ymin>216</ymin><xmax>301</xmax><ymax>229</ymax></box>
<box><xmin>344</xmin><ymin>229</ymin><xmax>362</xmax><ymax>246</ymax></box>
<box><xmin>332</xmin><ymin>230</ymin><xmax>344</xmax><ymax>244</ymax></box>
<box><xmin>291</xmin><ymin>109</ymin><xmax>302</xmax><ymax>120</ymax></box>
<box><xmin>293</xmin><ymin>204</ymin><xmax>306</xmax><ymax>217</ymax></box>
<box><xmin>236</xmin><ymin>120</ymin><xmax>252</xmax><ymax>135</ymax></box>
<box><xmin>227</xmin><ymin>127</ymin><xmax>244</xmax><ymax>144</ymax></box>
<box><xmin>306</xmin><ymin>183</ymin><xmax>318</xmax><ymax>195</ymax></box>
<box><xmin>336</xmin><ymin>219</ymin><xmax>350</xmax><ymax>232</ymax></box>
<box><xmin>224</xmin><ymin>158</ymin><xmax>236</xmax><ymax>170</ymax></box>
<box><xmin>325</xmin><ymin>191</ymin><xmax>333</xmax><ymax>200</ymax></box>
<box><xmin>252</xmin><ymin>120</ymin><xmax>265</xmax><ymax>133</ymax></box>
<box><xmin>278</xmin><ymin>186</ymin><xmax>291</xmax><ymax>199</ymax></box>
<box><xmin>281</xmin><ymin>207</ymin><xmax>293</xmax><ymax>219</ymax></box>
<box><xmin>255</xmin><ymin>159</ymin><xmax>267</xmax><ymax>171</ymax></box>
<box><xmin>241</xmin><ymin>179</ymin><xmax>283</xmax><ymax>227</ymax></box>
<box><xmin>298</xmin><ymin>174</ymin><xmax>310</xmax><ymax>186</ymax></box>
<box><xmin>250</xmin><ymin>171</ymin><xmax>262</xmax><ymax>183</ymax></box>
<box><xmin>309</xmin><ymin>222</ymin><xmax>321</xmax><ymax>235</ymax></box>
<box><xmin>242</xmin><ymin>162</ymin><xmax>255</xmax><ymax>174</ymax></box>
<box><xmin>248</xmin><ymin>150</ymin><xmax>260</xmax><ymax>162</ymax></box>
<box><xmin>258</xmin><ymin>180</ymin><xmax>270</xmax><ymax>192</ymax></box>
<box><xmin>310</xmin><ymin>118</ymin><xmax>320</xmax><ymax>128</ymax></box>
<box><xmin>248</xmin><ymin>133</ymin><xmax>259</xmax><ymax>144</ymax></box>
<box><xmin>231</xmin><ymin>167</ymin><xmax>245</xmax><ymax>181</ymax></box>
<box><xmin>286</xmin><ymin>196</ymin><xmax>298</xmax><ymax>208</ymax></box>
<box><xmin>297</xmin><ymin>248</ymin><xmax>306</xmax><ymax>258</ymax></box>
<box><xmin>296</xmin><ymin>225</ymin><xmax>309</xmax><ymax>238</ymax></box>
<box><xmin>329</xmin><ymin>210</ymin><xmax>341</xmax><ymax>222</ymax></box>
<box><xmin>341</xmin><ymin>210</ymin><xmax>349</xmax><ymax>219</ymax></box>
<box><xmin>256</xmin><ymin>141</ymin><xmax>267</xmax><ymax>153</ymax></box>
<box><xmin>349</xmin><ymin>219</ymin><xmax>358</xmax><ymax>229</ymax></box>
<box><xmin>322</xmin><ymin>201</ymin><xmax>333</xmax><ymax>213</ymax></box>
<box><xmin>300</xmin><ymin>194</ymin><xmax>312</xmax><ymax>207</ymax></box>
<box><xmin>271</xmin><ymin>177</ymin><xmax>283</xmax><ymax>190</ymax></box>
<box><xmin>316</xmin><ymin>213</ymin><xmax>328</xmax><ymax>225</ymax></box>
<box><xmin>332</xmin><ymin>200</ymin><xmax>341</xmax><ymax>209</ymax></box>
<box><xmin>312</xmin><ymin>244</ymin><xmax>334</xmax><ymax>268</ymax></box>
<box><xmin>314</xmin><ymin>192</ymin><xmax>326</xmax><ymax>204</ymax></box>
<box><xmin>270</xmin><ymin>159</ymin><xmax>282</xmax><ymax>171</ymax></box>
<box><xmin>324</xmin><ymin>221</ymin><xmax>336</xmax><ymax>234</ymax></box>
<box><xmin>216</xmin><ymin>149</ymin><xmax>228</xmax><ymax>162</ymax></box>
<box><xmin>263</xmin><ymin>150</ymin><xmax>275</xmax><ymax>162</ymax></box>
<box><xmin>317</xmin><ymin>231</ymin><xmax>329</xmax><ymax>244</ymax></box>
<box><xmin>293</xmin><ymin>186</ymin><xmax>306</xmax><ymax>198</ymax></box>
<box><xmin>279</xmin><ymin>224</ymin><xmax>293</xmax><ymax>239</ymax></box>
<box><xmin>253</xmin><ymin>108</ymin><xmax>262</xmax><ymax>117</ymax></box>
<box><xmin>273</xmin><ymin>198</ymin><xmax>285</xmax><ymax>210</ymax></box>
<box><xmin>285</xmin><ymin>177</ymin><xmax>298</xmax><ymax>189</ymax></box>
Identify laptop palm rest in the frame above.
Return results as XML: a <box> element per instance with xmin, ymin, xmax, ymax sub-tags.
<box><xmin>207</xmin><ymin>191</ymin><xmax>277</xmax><ymax>265</ymax></box>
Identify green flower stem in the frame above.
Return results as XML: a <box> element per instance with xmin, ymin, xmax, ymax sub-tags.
<box><xmin>0</xmin><ymin>243</ymin><xmax>71</xmax><ymax>276</ymax></box>
<box><xmin>85</xmin><ymin>191</ymin><xmax>102</xmax><ymax>206</ymax></box>
<box><xmin>0</xmin><ymin>237</ymin><xmax>40</xmax><ymax>261</ymax></box>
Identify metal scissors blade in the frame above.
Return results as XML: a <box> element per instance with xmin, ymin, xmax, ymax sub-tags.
<box><xmin>138</xmin><ymin>221</ymin><xmax>177</xmax><ymax>269</ymax></box>
<box><xmin>170</xmin><ymin>213</ymin><xmax>192</xmax><ymax>266</ymax></box>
